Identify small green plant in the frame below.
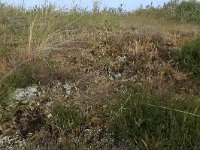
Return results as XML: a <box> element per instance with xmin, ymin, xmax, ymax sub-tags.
<box><xmin>0</xmin><ymin>66</ymin><xmax>38</xmax><ymax>103</ymax></box>
<box><xmin>172</xmin><ymin>37</ymin><xmax>200</xmax><ymax>80</ymax></box>
<box><xmin>109</xmin><ymin>85</ymin><xmax>200</xmax><ymax>149</ymax></box>
<box><xmin>0</xmin><ymin>45</ymin><xmax>8</xmax><ymax>58</ymax></box>
<box><xmin>51</xmin><ymin>104</ymin><xmax>82</xmax><ymax>132</ymax></box>
<box><xmin>6</xmin><ymin>66</ymin><xmax>37</xmax><ymax>89</ymax></box>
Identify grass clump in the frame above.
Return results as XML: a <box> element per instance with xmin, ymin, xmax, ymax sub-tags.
<box><xmin>172</xmin><ymin>37</ymin><xmax>200</xmax><ymax>80</ymax></box>
<box><xmin>51</xmin><ymin>103</ymin><xmax>83</xmax><ymax>132</ymax></box>
<box><xmin>109</xmin><ymin>84</ymin><xmax>200</xmax><ymax>149</ymax></box>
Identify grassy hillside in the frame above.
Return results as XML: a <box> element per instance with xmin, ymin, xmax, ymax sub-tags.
<box><xmin>0</xmin><ymin>1</ymin><xmax>200</xmax><ymax>149</ymax></box>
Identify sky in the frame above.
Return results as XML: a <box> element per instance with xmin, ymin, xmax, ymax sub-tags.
<box><xmin>0</xmin><ymin>0</ymin><xmax>172</xmax><ymax>11</ymax></box>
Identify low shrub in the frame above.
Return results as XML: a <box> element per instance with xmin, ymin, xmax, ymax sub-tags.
<box><xmin>164</xmin><ymin>0</ymin><xmax>200</xmax><ymax>23</ymax></box>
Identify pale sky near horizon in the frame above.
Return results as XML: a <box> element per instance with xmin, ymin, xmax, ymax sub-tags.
<box><xmin>0</xmin><ymin>0</ymin><xmax>173</xmax><ymax>11</ymax></box>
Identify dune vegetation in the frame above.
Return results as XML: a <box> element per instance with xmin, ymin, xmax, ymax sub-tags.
<box><xmin>0</xmin><ymin>0</ymin><xmax>200</xmax><ymax>149</ymax></box>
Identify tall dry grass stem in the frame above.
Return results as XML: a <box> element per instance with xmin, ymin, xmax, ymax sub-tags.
<box><xmin>28</xmin><ymin>14</ymin><xmax>38</xmax><ymax>55</ymax></box>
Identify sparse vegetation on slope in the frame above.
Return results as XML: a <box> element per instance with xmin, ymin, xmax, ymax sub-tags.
<box><xmin>0</xmin><ymin>1</ymin><xmax>200</xmax><ymax>149</ymax></box>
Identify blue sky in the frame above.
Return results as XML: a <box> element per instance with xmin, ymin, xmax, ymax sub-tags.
<box><xmin>1</xmin><ymin>0</ymin><xmax>171</xmax><ymax>11</ymax></box>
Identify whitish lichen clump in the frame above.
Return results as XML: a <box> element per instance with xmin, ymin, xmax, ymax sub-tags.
<box><xmin>13</xmin><ymin>86</ymin><xmax>38</xmax><ymax>101</ymax></box>
<box><xmin>12</xmin><ymin>81</ymin><xmax>73</xmax><ymax>101</ymax></box>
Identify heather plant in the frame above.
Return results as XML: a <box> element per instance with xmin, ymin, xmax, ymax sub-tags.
<box><xmin>51</xmin><ymin>103</ymin><xmax>83</xmax><ymax>132</ymax></box>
